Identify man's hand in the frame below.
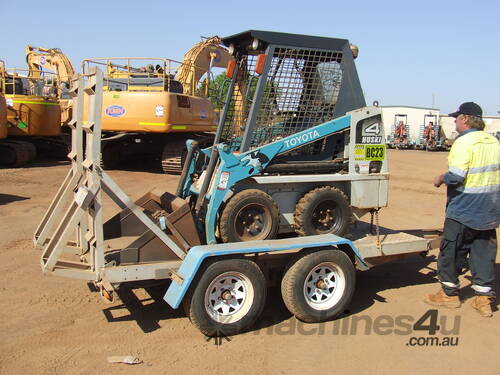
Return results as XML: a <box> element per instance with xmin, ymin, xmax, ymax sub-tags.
<box><xmin>434</xmin><ymin>174</ymin><xmax>445</xmax><ymax>187</ymax></box>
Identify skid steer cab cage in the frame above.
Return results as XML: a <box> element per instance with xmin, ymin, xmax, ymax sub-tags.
<box><xmin>217</xmin><ymin>30</ymin><xmax>365</xmax><ymax>153</ymax></box>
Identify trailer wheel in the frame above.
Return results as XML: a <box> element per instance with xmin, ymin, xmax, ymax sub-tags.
<box><xmin>281</xmin><ymin>249</ymin><xmax>355</xmax><ymax>322</ymax></box>
<box><xmin>220</xmin><ymin>189</ymin><xmax>279</xmax><ymax>243</ymax></box>
<box><xmin>101</xmin><ymin>142</ymin><xmax>122</xmax><ymax>169</ymax></box>
<box><xmin>294</xmin><ymin>186</ymin><xmax>353</xmax><ymax>237</ymax></box>
<box><xmin>183</xmin><ymin>258</ymin><xmax>267</xmax><ymax>337</ymax></box>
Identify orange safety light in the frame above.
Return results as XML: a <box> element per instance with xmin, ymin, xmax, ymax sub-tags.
<box><xmin>226</xmin><ymin>59</ymin><xmax>236</xmax><ymax>78</ymax></box>
<box><xmin>255</xmin><ymin>54</ymin><xmax>266</xmax><ymax>74</ymax></box>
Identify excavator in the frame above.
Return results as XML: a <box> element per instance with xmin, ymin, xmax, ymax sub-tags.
<box><xmin>83</xmin><ymin>36</ymin><xmax>231</xmax><ymax>173</ymax></box>
<box><xmin>25</xmin><ymin>45</ymin><xmax>76</xmax><ymax>125</ymax></box>
<box><xmin>0</xmin><ymin>60</ymin><xmax>58</xmax><ymax>167</ymax></box>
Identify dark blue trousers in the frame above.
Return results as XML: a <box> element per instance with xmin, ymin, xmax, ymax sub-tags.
<box><xmin>438</xmin><ymin>218</ymin><xmax>497</xmax><ymax>297</ymax></box>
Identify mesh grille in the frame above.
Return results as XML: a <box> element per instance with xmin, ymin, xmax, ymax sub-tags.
<box><xmin>220</xmin><ymin>47</ymin><xmax>343</xmax><ymax>151</ymax></box>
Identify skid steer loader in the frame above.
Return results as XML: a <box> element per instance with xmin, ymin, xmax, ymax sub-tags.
<box><xmin>175</xmin><ymin>30</ymin><xmax>387</xmax><ymax>244</ymax></box>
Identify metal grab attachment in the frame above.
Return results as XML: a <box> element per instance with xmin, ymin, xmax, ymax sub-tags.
<box><xmin>34</xmin><ymin>68</ymin><xmax>199</xmax><ymax>284</ymax></box>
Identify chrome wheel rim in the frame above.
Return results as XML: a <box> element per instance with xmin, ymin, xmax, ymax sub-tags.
<box><xmin>303</xmin><ymin>262</ymin><xmax>345</xmax><ymax>310</ymax></box>
<box><xmin>204</xmin><ymin>271</ymin><xmax>255</xmax><ymax>323</ymax></box>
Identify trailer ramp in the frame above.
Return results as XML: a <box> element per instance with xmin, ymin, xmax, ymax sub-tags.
<box><xmin>33</xmin><ymin>69</ymin><xmax>199</xmax><ymax>298</ymax></box>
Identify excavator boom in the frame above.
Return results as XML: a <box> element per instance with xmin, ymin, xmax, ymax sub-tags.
<box><xmin>174</xmin><ymin>36</ymin><xmax>231</xmax><ymax>96</ymax></box>
<box><xmin>25</xmin><ymin>45</ymin><xmax>75</xmax><ymax>90</ymax></box>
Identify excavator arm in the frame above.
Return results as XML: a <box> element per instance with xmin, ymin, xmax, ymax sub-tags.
<box><xmin>25</xmin><ymin>45</ymin><xmax>75</xmax><ymax>94</ymax></box>
<box><xmin>174</xmin><ymin>36</ymin><xmax>232</xmax><ymax>96</ymax></box>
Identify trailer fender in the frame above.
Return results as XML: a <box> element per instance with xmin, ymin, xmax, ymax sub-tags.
<box><xmin>163</xmin><ymin>234</ymin><xmax>367</xmax><ymax>309</ymax></box>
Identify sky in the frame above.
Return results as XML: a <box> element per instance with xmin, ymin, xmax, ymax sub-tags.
<box><xmin>2</xmin><ymin>0</ymin><xmax>499</xmax><ymax>115</ymax></box>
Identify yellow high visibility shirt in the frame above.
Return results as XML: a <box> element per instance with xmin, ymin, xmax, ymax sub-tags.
<box><xmin>445</xmin><ymin>129</ymin><xmax>499</xmax><ymax>230</ymax></box>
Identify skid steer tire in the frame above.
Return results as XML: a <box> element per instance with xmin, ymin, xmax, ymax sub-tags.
<box><xmin>281</xmin><ymin>249</ymin><xmax>355</xmax><ymax>323</ymax></box>
<box><xmin>219</xmin><ymin>189</ymin><xmax>279</xmax><ymax>243</ymax></box>
<box><xmin>294</xmin><ymin>186</ymin><xmax>353</xmax><ymax>237</ymax></box>
<box><xmin>183</xmin><ymin>258</ymin><xmax>267</xmax><ymax>337</ymax></box>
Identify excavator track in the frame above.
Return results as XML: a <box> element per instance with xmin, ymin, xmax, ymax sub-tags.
<box><xmin>0</xmin><ymin>140</ymin><xmax>37</xmax><ymax>167</ymax></box>
<box><xmin>161</xmin><ymin>139</ymin><xmax>186</xmax><ymax>174</ymax></box>
<box><xmin>161</xmin><ymin>135</ymin><xmax>214</xmax><ymax>174</ymax></box>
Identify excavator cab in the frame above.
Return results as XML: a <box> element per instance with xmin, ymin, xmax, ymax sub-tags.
<box><xmin>0</xmin><ymin>64</ymin><xmax>62</xmax><ymax>166</ymax></box>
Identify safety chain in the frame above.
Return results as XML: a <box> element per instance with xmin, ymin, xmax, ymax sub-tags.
<box><xmin>370</xmin><ymin>208</ymin><xmax>382</xmax><ymax>250</ymax></box>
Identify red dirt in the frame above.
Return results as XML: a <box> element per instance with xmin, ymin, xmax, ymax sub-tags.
<box><xmin>0</xmin><ymin>150</ymin><xmax>498</xmax><ymax>374</ymax></box>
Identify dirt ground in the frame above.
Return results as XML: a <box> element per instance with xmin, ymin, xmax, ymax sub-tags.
<box><xmin>0</xmin><ymin>150</ymin><xmax>498</xmax><ymax>374</ymax></box>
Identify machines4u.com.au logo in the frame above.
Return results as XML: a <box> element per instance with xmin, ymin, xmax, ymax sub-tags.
<box><xmin>105</xmin><ymin>105</ymin><xmax>126</xmax><ymax>117</ymax></box>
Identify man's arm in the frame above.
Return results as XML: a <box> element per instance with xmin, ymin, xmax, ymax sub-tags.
<box><xmin>434</xmin><ymin>169</ymin><xmax>466</xmax><ymax>188</ymax></box>
<box><xmin>443</xmin><ymin>170</ymin><xmax>465</xmax><ymax>186</ymax></box>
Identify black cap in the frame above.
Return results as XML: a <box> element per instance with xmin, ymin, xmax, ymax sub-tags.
<box><xmin>448</xmin><ymin>102</ymin><xmax>482</xmax><ymax>118</ymax></box>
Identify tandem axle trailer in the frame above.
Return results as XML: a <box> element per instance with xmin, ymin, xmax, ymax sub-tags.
<box><xmin>35</xmin><ymin>45</ymin><xmax>441</xmax><ymax>337</ymax></box>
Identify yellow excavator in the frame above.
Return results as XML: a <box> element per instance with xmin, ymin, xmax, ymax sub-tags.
<box><xmin>25</xmin><ymin>45</ymin><xmax>76</xmax><ymax>125</ymax></box>
<box><xmin>0</xmin><ymin>92</ymin><xmax>38</xmax><ymax>167</ymax></box>
<box><xmin>83</xmin><ymin>36</ymin><xmax>231</xmax><ymax>173</ymax></box>
<box><xmin>0</xmin><ymin>59</ymin><xmax>61</xmax><ymax>166</ymax></box>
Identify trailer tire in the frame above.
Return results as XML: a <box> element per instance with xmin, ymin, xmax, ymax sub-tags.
<box><xmin>220</xmin><ymin>189</ymin><xmax>279</xmax><ymax>243</ymax></box>
<box><xmin>294</xmin><ymin>186</ymin><xmax>352</xmax><ymax>237</ymax></box>
<box><xmin>183</xmin><ymin>258</ymin><xmax>267</xmax><ymax>337</ymax></box>
<box><xmin>281</xmin><ymin>249</ymin><xmax>355</xmax><ymax>323</ymax></box>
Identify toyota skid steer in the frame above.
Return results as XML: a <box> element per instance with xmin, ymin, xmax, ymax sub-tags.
<box><xmin>35</xmin><ymin>31</ymin><xmax>440</xmax><ymax>337</ymax></box>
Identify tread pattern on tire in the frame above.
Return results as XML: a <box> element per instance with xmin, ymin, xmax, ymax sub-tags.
<box><xmin>294</xmin><ymin>186</ymin><xmax>353</xmax><ymax>237</ymax></box>
<box><xmin>219</xmin><ymin>189</ymin><xmax>279</xmax><ymax>243</ymax></box>
<box><xmin>281</xmin><ymin>249</ymin><xmax>355</xmax><ymax>323</ymax></box>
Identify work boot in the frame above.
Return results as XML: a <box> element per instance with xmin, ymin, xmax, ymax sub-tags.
<box><xmin>470</xmin><ymin>296</ymin><xmax>493</xmax><ymax>317</ymax></box>
<box><xmin>424</xmin><ymin>289</ymin><xmax>461</xmax><ymax>308</ymax></box>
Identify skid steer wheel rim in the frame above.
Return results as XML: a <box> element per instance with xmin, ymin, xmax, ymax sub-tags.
<box><xmin>234</xmin><ymin>203</ymin><xmax>272</xmax><ymax>241</ymax></box>
<box><xmin>311</xmin><ymin>200</ymin><xmax>341</xmax><ymax>233</ymax></box>
<box><xmin>303</xmin><ymin>262</ymin><xmax>345</xmax><ymax>310</ymax></box>
<box><xmin>204</xmin><ymin>271</ymin><xmax>255</xmax><ymax>323</ymax></box>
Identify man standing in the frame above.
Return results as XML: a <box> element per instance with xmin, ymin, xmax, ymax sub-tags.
<box><xmin>425</xmin><ymin>102</ymin><xmax>499</xmax><ymax>317</ymax></box>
